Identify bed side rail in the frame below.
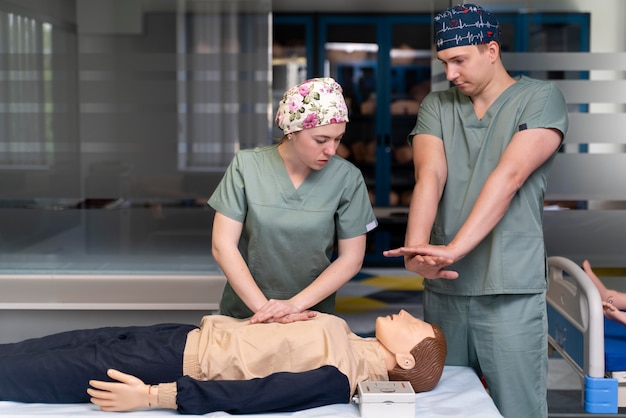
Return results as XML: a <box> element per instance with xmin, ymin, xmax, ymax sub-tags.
<box><xmin>547</xmin><ymin>256</ymin><xmax>605</xmax><ymax>378</ymax></box>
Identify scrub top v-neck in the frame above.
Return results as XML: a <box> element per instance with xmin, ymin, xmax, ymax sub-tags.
<box><xmin>410</xmin><ymin>75</ymin><xmax>569</xmax><ymax>296</ymax></box>
<box><xmin>209</xmin><ymin>144</ymin><xmax>377</xmax><ymax>318</ymax></box>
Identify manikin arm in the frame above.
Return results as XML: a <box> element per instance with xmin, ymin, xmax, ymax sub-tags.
<box><xmin>89</xmin><ymin>365</ymin><xmax>350</xmax><ymax>415</ymax></box>
<box><xmin>174</xmin><ymin>365</ymin><xmax>350</xmax><ymax>415</ymax></box>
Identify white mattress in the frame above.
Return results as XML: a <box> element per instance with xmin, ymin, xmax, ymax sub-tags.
<box><xmin>0</xmin><ymin>366</ymin><xmax>502</xmax><ymax>417</ymax></box>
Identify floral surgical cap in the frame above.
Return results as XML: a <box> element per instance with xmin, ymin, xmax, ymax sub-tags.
<box><xmin>434</xmin><ymin>3</ymin><xmax>500</xmax><ymax>52</ymax></box>
<box><xmin>275</xmin><ymin>77</ymin><xmax>349</xmax><ymax>135</ymax></box>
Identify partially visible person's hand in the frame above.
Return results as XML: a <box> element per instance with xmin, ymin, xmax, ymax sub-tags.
<box><xmin>406</xmin><ymin>255</ymin><xmax>459</xmax><ymax>279</ymax></box>
<box><xmin>602</xmin><ymin>302</ymin><xmax>621</xmax><ymax>322</ymax></box>
<box><xmin>602</xmin><ymin>301</ymin><xmax>626</xmax><ymax>326</ymax></box>
<box><xmin>88</xmin><ymin>369</ymin><xmax>156</xmax><ymax>412</ymax></box>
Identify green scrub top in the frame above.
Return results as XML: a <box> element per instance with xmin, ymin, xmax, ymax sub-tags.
<box><xmin>208</xmin><ymin>144</ymin><xmax>377</xmax><ymax>318</ymax></box>
<box><xmin>411</xmin><ymin>76</ymin><xmax>569</xmax><ymax>296</ymax></box>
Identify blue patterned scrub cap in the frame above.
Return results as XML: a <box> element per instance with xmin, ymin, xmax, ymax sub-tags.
<box><xmin>434</xmin><ymin>3</ymin><xmax>500</xmax><ymax>52</ymax></box>
<box><xmin>275</xmin><ymin>77</ymin><xmax>349</xmax><ymax>135</ymax></box>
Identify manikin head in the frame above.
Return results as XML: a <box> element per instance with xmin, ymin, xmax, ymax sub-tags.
<box><xmin>375</xmin><ymin>310</ymin><xmax>447</xmax><ymax>392</ymax></box>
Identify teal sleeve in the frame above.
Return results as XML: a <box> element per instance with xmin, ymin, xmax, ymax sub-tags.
<box><xmin>408</xmin><ymin>92</ymin><xmax>444</xmax><ymax>145</ymax></box>
<box><xmin>520</xmin><ymin>82</ymin><xmax>569</xmax><ymax>137</ymax></box>
<box><xmin>207</xmin><ymin>153</ymin><xmax>247</xmax><ymax>222</ymax></box>
<box><xmin>335</xmin><ymin>168</ymin><xmax>377</xmax><ymax>240</ymax></box>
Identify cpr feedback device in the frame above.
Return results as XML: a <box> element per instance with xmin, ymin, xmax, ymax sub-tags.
<box><xmin>354</xmin><ymin>381</ymin><xmax>415</xmax><ymax>417</ymax></box>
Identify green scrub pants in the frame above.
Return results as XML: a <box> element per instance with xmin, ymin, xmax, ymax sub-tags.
<box><xmin>424</xmin><ymin>289</ymin><xmax>548</xmax><ymax>418</ymax></box>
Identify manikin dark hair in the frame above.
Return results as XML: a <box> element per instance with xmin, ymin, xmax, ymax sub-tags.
<box><xmin>387</xmin><ymin>324</ymin><xmax>447</xmax><ymax>392</ymax></box>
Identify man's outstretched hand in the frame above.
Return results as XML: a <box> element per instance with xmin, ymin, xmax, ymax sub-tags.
<box><xmin>383</xmin><ymin>246</ymin><xmax>459</xmax><ymax>279</ymax></box>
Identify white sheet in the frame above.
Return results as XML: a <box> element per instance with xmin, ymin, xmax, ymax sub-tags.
<box><xmin>0</xmin><ymin>366</ymin><xmax>502</xmax><ymax>417</ymax></box>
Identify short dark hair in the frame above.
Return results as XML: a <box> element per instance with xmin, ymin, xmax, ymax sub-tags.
<box><xmin>387</xmin><ymin>324</ymin><xmax>447</xmax><ymax>392</ymax></box>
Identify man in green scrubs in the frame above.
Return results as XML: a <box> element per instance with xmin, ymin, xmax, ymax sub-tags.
<box><xmin>384</xmin><ymin>4</ymin><xmax>568</xmax><ymax>417</ymax></box>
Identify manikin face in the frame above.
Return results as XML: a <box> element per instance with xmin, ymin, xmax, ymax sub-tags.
<box><xmin>437</xmin><ymin>43</ymin><xmax>495</xmax><ymax>98</ymax></box>
<box><xmin>375</xmin><ymin>309</ymin><xmax>435</xmax><ymax>355</ymax></box>
<box><xmin>289</xmin><ymin>122</ymin><xmax>346</xmax><ymax>170</ymax></box>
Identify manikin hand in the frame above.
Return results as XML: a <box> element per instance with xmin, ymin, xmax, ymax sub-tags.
<box><xmin>88</xmin><ymin>369</ymin><xmax>156</xmax><ymax>412</ymax></box>
<box><xmin>250</xmin><ymin>299</ymin><xmax>317</xmax><ymax>324</ymax></box>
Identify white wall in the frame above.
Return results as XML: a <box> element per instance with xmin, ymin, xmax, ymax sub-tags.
<box><xmin>568</xmin><ymin>1</ymin><xmax>626</xmax><ymax>162</ymax></box>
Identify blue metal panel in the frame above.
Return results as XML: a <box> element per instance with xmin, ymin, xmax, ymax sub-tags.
<box><xmin>547</xmin><ymin>304</ymin><xmax>585</xmax><ymax>369</ymax></box>
<box><xmin>273</xmin><ymin>15</ymin><xmax>315</xmax><ymax>77</ymax></box>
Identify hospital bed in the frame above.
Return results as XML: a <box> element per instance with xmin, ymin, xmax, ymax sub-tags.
<box><xmin>0</xmin><ymin>256</ymin><xmax>504</xmax><ymax>417</ymax></box>
<box><xmin>0</xmin><ymin>271</ymin><xmax>504</xmax><ymax>417</ymax></box>
<box><xmin>0</xmin><ymin>365</ymin><xmax>502</xmax><ymax>417</ymax></box>
<box><xmin>546</xmin><ymin>256</ymin><xmax>624</xmax><ymax>414</ymax></box>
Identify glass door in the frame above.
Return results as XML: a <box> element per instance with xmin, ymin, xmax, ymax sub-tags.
<box><xmin>387</xmin><ymin>18</ymin><xmax>432</xmax><ymax>209</ymax></box>
<box><xmin>318</xmin><ymin>15</ymin><xmax>431</xmax><ymax>208</ymax></box>
<box><xmin>318</xmin><ymin>15</ymin><xmax>432</xmax><ymax>264</ymax></box>
<box><xmin>318</xmin><ymin>16</ymin><xmax>381</xmax><ymax>206</ymax></box>
<box><xmin>272</xmin><ymin>15</ymin><xmax>314</xmax><ymax>139</ymax></box>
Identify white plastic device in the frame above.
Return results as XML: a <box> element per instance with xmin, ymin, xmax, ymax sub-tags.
<box><xmin>355</xmin><ymin>381</ymin><xmax>415</xmax><ymax>418</ymax></box>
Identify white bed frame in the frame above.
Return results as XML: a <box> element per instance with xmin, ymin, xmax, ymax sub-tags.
<box><xmin>546</xmin><ymin>256</ymin><xmax>620</xmax><ymax>414</ymax></box>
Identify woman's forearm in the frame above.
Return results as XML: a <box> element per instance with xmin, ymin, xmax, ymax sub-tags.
<box><xmin>211</xmin><ymin>212</ymin><xmax>267</xmax><ymax>313</ymax></box>
<box><xmin>290</xmin><ymin>235</ymin><xmax>365</xmax><ymax>311</ymax></box>
<box><xmin>213</xmin><ymin>248</ymin><xmax>267</xmax><ymax>313</ymax></box>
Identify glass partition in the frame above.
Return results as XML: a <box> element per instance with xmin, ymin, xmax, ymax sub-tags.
<box><xmin>1</xmin><ymin>0</ymin><xmax>625</xmax><ymax>275</ymax></box>
<box><xmin>0</xmin><ymin>0</ymin><xmax>271</xmax><ymax>275</ymax></box>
